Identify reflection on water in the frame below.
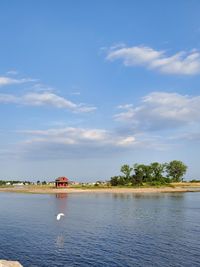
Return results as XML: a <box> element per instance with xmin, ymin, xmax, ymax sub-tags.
<box><xmin>55</xmin><ymin>193</ymin><xmax>67</xmax><ymax>250</ymax></box>
<box><xmin>55</xmin><ymin>234</ymin><xmax>65</xmax><ymax>249</ymax></box>
<box><xmin>55</xmin><ymin>193</ymin><xmax>68</xmax><ymax>214</ymax></box>
<box><xmin>56</xmin><ymin>193</ymin><xmax>68</xmax><ymax>199</ymax></box>
<box><xmin>111</xmin><ymin>192</ymin><xmax>185</xmax><ymax>200</ymax></box>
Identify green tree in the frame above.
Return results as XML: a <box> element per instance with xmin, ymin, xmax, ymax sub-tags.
<box><xmin>140</xmin><ymin>164</ymin><xmax>153</xmax><ymax>183</ymax></box>
<box><xmin>110</xmin><ymin>176</ymin><xmax>119</xmax><ymax>186</ymax></box>
<box><xmin>120</xmin><ymin>164</ymin><xmax>133</xmax><ymax>182</ymax></box>
<box><xmin>132</xmin><ymin>164</ymin><xmax>146</xmax><ymax>185</ymax></box>
<box><xmin>118</xmin><ymin>176</ymin><xmax>126</xmax><ymax>185</ymax></box>
<box><xmin>166</xmin><ymin>160</ymin><xmax>187</xmax><ymax>182</ymax></box>
<box><xmin>131</xmin><ymin>174</ymin><xmax>143</xmax><ymax>186</ymax></box>
<box><xmin>110</xmin><ymin>175</ymin><xmax>128</xmax><ymax>186</ymax></box>
<box><xmin>150</xmin><ymin>162</ymin><xmax>165</xmax><ymax>181</ymax></box>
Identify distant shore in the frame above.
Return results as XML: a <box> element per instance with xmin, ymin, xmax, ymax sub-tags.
<box><xmin>1</xmin><ymin>183</ymin><xmax>200</xmax><ymax>194</ymax></box>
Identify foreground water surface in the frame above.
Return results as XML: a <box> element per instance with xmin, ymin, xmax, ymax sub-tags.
<box><xmin>0</xmin><ymin>192</ymin><xmax>200</xmax><ymax>267</ymax></box>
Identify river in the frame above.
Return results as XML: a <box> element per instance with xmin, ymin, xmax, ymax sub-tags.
<box><xmin>0</xmin><ymin>192</ymin><xmax>200</xmax><ymax>266</ymax></box>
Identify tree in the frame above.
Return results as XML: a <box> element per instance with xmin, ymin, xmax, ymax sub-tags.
<box><xmin>118</xmin><ymin>176</ymin><xmax>126</xmax><ymax>185</ymax></box>
<box><xmin>131</xmin><ymin>174</ymin><xmax>143</xmax><ymax>186</ymax></box>
<box><xmin>120</xmin><ymin>164</ymin><xmax>133</xmax><ymax>182</ymax></box>
<box><xmin>110</xmin><ymin>176</ymin><xmax>127</xmax><ymax>186</ymax></box>
<box><xmin>140</xmin><ymin>164</ymin><xmax>152</xmax><ymax>183</ymax></box>
<box><xmin>150</xmin><ymin>162</ymin><xmax>165</xmax><ymax>181</ymax></box>
<box><xmin>166</xmin><ymin>160</ymin><xmax>187</xmax><ymax>182</ymax></box>
<box><xmin>133</xmin><ymin>164</ymin><xmax>154</xmax><ymax>183</ymax></box>
<box><xmin>132</xmin><ymin>164</ymin><xmax>146</xmax><ymax>185</ymax></box>
<box><xmin>110</xmin><ymin>176</ymin><xmax>119</xmax><ymax>186</ymax></box>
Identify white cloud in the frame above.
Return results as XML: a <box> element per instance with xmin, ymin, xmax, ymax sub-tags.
<box><xmin>0</xmin><ymin>76</ymin><xmax>35</xmax><ymax>86</ymax></box>
<box><xmin>18</xmin><ymin>124</ymin><xmax>174</xmax><ymax>161</ymax></box>
<box><xmin>115</xmin><ymin>92</ymin><xmax>200</xmax><ymax>130</ymax></box>
<box><xmin>31</xmin><ymin>83</ymin><xmax>55</xmax><ymax>93</ymax></box>
<box><xmin>169</xmin><ymin>131</ymin><xmax>200</xmax><ymax>142</ymax></box>
<box><xmin>117</xmin><ymin>136</ymin><xmax>136</xmax><ymax>146</ymax></box>
<box><xmin>0</xmin><ymin>124</ymin><xmax>171</xmax><ymax>162</ymax></box>
<box><xmin>107</xmin><ymin>45</ymin><xmax>200</xmax><ymax>75</ymax></box>
<box><xmin>0</xmin><ymin>92</ymin><xmax>96</xmax><ymax>113</ymax></box>
<box><xmin>0</xmin><ymin>93</ymin><xmax>19</xmax><ymax>103</ymax></box>
<box><xmin>0</xmin><ymin>73</ymin><xmax>95</xmax><ymax>112</ymax></box>
<box><xmin>20</xmin><ymin>127</ymin><xmax>137</xmax><ymax>147</ymax></box>
<box><xmin>16</xmin><ymin>126</ymin><xmax>140</xmax><ymax>159</ymax></box>
<box><xmin>23</xmin><ymin>92</ymin><xmax>77</xmax><ymax>109</ymax></box>
<box><xmin>22</xmin><ymin>127</ymin><xmax>107</xmax><ymax>141</ymax></box>
<box><xmin>6</xmin><ymin>70</ymin><xmax>18</xmax><ymax>75</ymax></box>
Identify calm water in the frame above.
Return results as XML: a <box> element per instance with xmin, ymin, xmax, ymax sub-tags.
<box><xmin>0</xmin><ymin>192</ymin><xmax>200</xmax><ymax>267</ymax></box>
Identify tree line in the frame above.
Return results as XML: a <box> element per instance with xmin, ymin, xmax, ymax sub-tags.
<box><xmin>0</xmin><ymin>180</ymin><xmax>32</xmax><ymax>186</ymax></box>
<box><xmin>110</xmin><ymin>160</ymin><xmax>187</xmax><ymax>186</ymax></box>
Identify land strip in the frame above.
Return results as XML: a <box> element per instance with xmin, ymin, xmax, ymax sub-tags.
<box><xmin>1</xmin><ymin>183</ymin><xmax>200</xmax><ymax>194</ymax></box>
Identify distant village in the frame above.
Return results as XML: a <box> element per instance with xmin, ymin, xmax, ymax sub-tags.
<box><xmin>0</xmin><ymin>176</ymin><xmax>109</xmax><ymax>188</ymax></box>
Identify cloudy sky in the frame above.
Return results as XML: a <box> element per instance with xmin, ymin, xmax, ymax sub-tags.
<box><xmin>1</xmin><ymin>0</ymin><xmax>200</xmax><ymax>181</ymax></box>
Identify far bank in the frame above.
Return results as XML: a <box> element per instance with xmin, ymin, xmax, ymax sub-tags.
<box><xmin>1</xmin><ymin>183</ymin><xmax>200</xmax><ymax>194</ymax></box>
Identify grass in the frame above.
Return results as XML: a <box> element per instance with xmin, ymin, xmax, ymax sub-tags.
<box><xmin>1</xmin><ymin>182</ymin><xmax>200</xmax><ymax>191</ymax></box>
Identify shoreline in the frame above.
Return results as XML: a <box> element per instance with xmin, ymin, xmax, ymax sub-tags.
<box><xmin>1</xmin><ymin>185</ymin><xmax>200</xmax><ymax>194</ymax></box>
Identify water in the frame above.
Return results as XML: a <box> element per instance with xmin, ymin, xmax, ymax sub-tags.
<box><xmin>0</xmin><ymin>192</ymin><xmax>200</xmax><ymax>267</ymax></box>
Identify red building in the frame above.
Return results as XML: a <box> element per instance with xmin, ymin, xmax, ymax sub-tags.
<box><xmin>55</xmin><ymin>177</ymin><xmax>69</xmax><ymax>188</ymax></box>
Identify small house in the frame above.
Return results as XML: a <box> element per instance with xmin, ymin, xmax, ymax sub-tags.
<box><xmin>55</xmin><ymin>177</ymin><xmax>69</xmax><ymax>188</ymax></box>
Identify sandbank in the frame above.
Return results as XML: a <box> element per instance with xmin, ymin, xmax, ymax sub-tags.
<box><xmin>1</xmin><ymin>183</ymin><xmax>200</xmax><ymax>194</ymax></box>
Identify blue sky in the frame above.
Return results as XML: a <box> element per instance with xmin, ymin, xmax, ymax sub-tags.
<box><xmin>1</xmin><ymin>0</ymin><xmax>200</xmax><ymax>181</ymax></box>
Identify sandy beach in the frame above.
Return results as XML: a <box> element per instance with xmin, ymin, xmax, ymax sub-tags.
<box><xmin>1</xmin><ymin>183</ymin><xmax>200</xmax><ymax>194</ymax></box>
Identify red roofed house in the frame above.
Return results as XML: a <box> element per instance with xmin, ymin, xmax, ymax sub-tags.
<box><xmin>55</xmin><ymin>177</ymin><xmax>69</xmax><ymax>188</ymax></box>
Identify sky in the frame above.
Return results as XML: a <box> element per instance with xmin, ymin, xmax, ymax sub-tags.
<box><xmin>1</xmin><ymin>0</ymin><xmax>200</xmax><ymax>181</ymax></box>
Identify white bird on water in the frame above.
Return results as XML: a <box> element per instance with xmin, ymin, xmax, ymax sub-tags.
<box><xmin>56</xmin><ymin>213</ymin><xmax>65</xmax><ymax>221</ymax></box>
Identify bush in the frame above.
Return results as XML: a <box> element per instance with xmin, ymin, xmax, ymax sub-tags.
<box><xmin>110</xmin><ymin>176</ymin><xmax>119</xmax><ymax>186</ymax></box>
<box><xmin>190</xmin><ymin>179</ymin><xmax>200</xmax><ymax>183</ymax></box>
<box><xmin>149</xmin><ymin>181</ymin><xmax>163</xmax><ymax>186</ymax></box>
<box><xmin>164</xmin><ymin>177</ymin><xmax>171</xmax><ymax>183</ymax></box>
